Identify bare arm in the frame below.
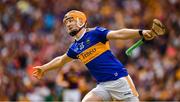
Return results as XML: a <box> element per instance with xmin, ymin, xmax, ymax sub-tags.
<box><xmin>107</xmin><ymin>19</ymin><xmax>166</xmax><ymax>40</ymax></box>
<box><xmin>33</xmin><ymin>54</ymin><xmax>73</xmax><ymax>79</ymax></box>
<box><xmin>40</xmin><ymin>54</ymin><xmax>72</xmax><ymax>71</ymax></box>
<box><xmin>107</xmin><ymin>29</ymin><xmax>153</xmax><ymax>40</ymax></box>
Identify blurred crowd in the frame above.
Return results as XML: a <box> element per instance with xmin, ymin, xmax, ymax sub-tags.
<box><xmin>0</xmin><ymin>0</ymin><xmax>180</xmax><ymax>101</ymax></box>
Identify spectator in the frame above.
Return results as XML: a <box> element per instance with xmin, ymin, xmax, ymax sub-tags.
<box><xmin>0</xmin><ymin>0</ymin><xmax>179</xmax><ymax>101</ymax></box>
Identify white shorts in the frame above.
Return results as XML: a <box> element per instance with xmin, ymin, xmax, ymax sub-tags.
<box><xmin>63</xmin><ymin>89</ymin><xmax>81</xmax><ymax>102</ymax></box>
<box><xmin>91</xmin><ymin>75</ymin><xmax>139</xmax><ymax>101</ymax></box>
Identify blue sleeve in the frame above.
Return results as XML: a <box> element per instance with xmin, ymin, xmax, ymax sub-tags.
<box><xmin>95</xmin><ymin>26</ymin><xmax>110</xmax><ymax>43</ymax></box>
<box><xmin>66</xmin><ymin>47</ymin><xmax>78</xmax><ymax>59</ymax></box>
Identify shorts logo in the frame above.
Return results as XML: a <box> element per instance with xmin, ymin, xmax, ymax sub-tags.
<box><xmin>124</xmin><ymin>92</ymin><xmax>131</xmax><ymax>96</ymax></box>
<box><xmin>114</xmin><ymin>72</ymin><xmax>118</xmax><ymax>76</ymax></box>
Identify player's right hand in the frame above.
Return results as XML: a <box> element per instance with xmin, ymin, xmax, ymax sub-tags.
<box><xmin>32</xmin><ymin>66</ymin><xmax>46</xmax><ymax>79</ymax></box>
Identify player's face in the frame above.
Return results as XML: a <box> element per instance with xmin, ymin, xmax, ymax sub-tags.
<box><xmin>63</xmin><ymin>17</ymin><xmax>80</xmax><ymax>36</ymax></box>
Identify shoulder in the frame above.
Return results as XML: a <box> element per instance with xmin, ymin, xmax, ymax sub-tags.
<box><xmin>68</xmin><ymin>41</ymin><xmax>76</xmax><ymax>50</ymax></box>
<box><xmin>86</xmin><ymin>26</ymin><xmax>108</xmax><ymax>32</ymax></box>
<box><xmin>66</xmin><ymin>42</ymin><xmax>78</xmax><ymax>59</ymax></box>
<box><xmin>95</xmin><ymin>26</ymin><xmax>108</xmax><ymax>31</ymax></box>
<box><xmin>86</xmin><ymin>26</ymin><xmax>109</xmax><ymax>35</ymax></box>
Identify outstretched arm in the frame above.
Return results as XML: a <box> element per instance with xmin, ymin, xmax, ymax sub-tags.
<box><xmin>33</xmin><ymin>54</ymin><xmax>73</xmax><ymax>79</ymax></box>
<box><xmin>107</xmin><ymin>29</ymin><xmax>153</xmax><ymax>40</ymax></box>
<box><xmin>107</xmin><ymin>19</ymin><xmax>166</xmax><ymax>40</ymax></box>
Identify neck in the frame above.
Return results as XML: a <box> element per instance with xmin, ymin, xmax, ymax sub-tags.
<box><xmin>74</xmin><ymin>28</ymin><xmax>86</xmax><ymax>40</ymax></box>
